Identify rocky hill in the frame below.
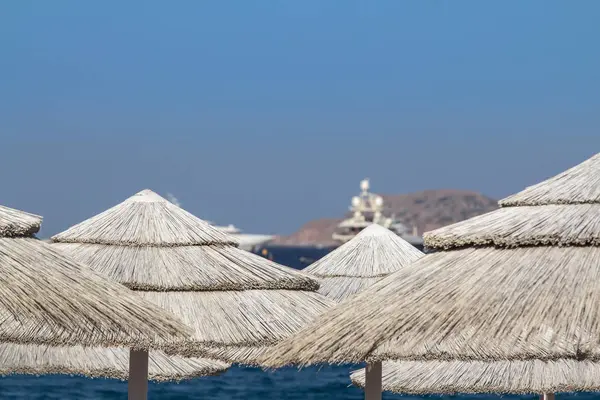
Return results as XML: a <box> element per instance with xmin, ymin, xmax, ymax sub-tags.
<box><xmin>272</xmin><ymin>189</ymin><xmax>498</xmax><ymax>246</ymax></box>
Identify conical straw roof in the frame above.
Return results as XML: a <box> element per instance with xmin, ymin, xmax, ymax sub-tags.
<box><xmin>0</xmin><ymin>344</ymin><xmax>228</xmax><ymax>382</ymax></box>
<box><xmin>260</xmin><ymin>152</ymin><xmax>600</xmax><ymax>366</ymax></box>
<box><xmin>500</xmin><ymin>153</ymin><xmax>600</xmax><ymax>206</ymax></box>
<box><xmin>336</xmin><ymin>228</ymin><xmax>600</xmax><ymax>396</ymax></box>
<box><xmin>0</xmin><ymin>205</ymin><xmax>42</xmax><ymax>237</ymax></box>
<box><xmin>51</xmin><ymin>189</ymin><xmax>334</xmax><ymax>365</ymax></box>
<box><xmin>348</xmin><ymin>324</ymin><xmax>600</xmax><ymax>394</ymax></box>
<box><xmin>52</xmin><ymin>190</ymin><xmax>236</xmax><ymax>247</ymax></box>
<box><xmin>304</xmin><ymin>224</ymin><xmax>424</xmax><ymax>302</ymax></box>
<box><xmin>0</xmin><ymin>204</ymin><xmax>191</xmax><ymax>349</ymax></box>
<box><xmin>0</xmin><ymin>203</ymin><xmax>227</xmax><ymax>381</ymax></box>
<box><xmin>350</xmin><ymin>359</ymin><xmax>600</xmax><ymax>395</ymax></box>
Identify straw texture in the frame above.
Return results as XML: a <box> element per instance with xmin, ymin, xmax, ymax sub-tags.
<box><xmin>0</xmin><ymin>344</ymin><xmax>229</xmax><ymax>382</ymax></box>
<box><xmin>260</xmin><ymin>152</ymin><xmax>600</xmax><ymax>366</ymax></box>
<box><xmin>263</xmin><ymin>246</ymin><xmax>600</xmax><ymax>364</ymax></box>
<box><xmin>305</xmin><ymin>225</ymin><xmax>423</xmax><ymax>277</ymax></box>
<box><xmin>53</xmin><ymin>242</ymin><xmax>317</xmax><ymax>291</ymax></box>
<box><xmin>304</xmin><ymin>224</ymin><xmax>423</xmax><ymax>301</ymax></box>
<box><xmin>350</xmin><ymin>360</ymin><xmax>600</xmax><ymax>395</ymax></box>
<box><xmin>315</xmin><ymin>277</ymin><xmax>382</xmax><ymax>303</ymax></box>
<box><xmin>0</xmin><ymin>235</ymin><xmax>191</xmax><ymax>348</ymax></box>
<box><xmin>144</xmin><ymin>290</ymin><xmax>332</xmax><ymax>348</ymax></box>
<box><xmin>500</xmin><ymin>153</ymin><xmax>600</xmax><ymax>206</ymax></box>
<box><xmin>51</xmin><ymin>189</ymin><xmax>333</xmax><ymax>364</ymax></box>
<box><xmin>425</xmin><ymin>204</ymin><xmax>600</xmax><ymax>249</ymax></box>
<box><xmin>0</xmin><ymin>205</ymin><xmax>42</xmax><ymax>237</ymax></box>
<box><xmin>52</xmin><ymin>190</ymin><xmax>237</xmax><ymax>246</ymax></box>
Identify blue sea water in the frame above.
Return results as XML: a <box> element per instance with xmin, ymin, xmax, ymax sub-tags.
<box><xmin>0</xmin><ymin>246</ymin><xmax>593</xmax><ymax>399</ymax></box>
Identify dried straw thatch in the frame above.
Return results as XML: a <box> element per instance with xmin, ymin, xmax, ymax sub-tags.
<box><xmin>51</xmin><ymin>189</ymin><xmax>334</xmax><ymax>365</ymax></box>
<box><xmin>52</xmin><ymin>190</ymin><xmax>236</xmax><ymax>246</ymax></box>
<box><xmin>0</xmin><ymin>205</ymin><xmax>42</xmax><ymax>237</ymax></box>
<box><xmin>315</xmin><ymin>277</ymin><xmax>382</xmax><ymax>303</ymax></box>
<box><xmin>51</xmin><ymin>242</ymin><xmax>316</xmax><ymax>291</ymax></box>
<box><xmin>500</xmin><ymin>153</ymin><xmax>600</xmax><ymax>206</ymax></box>
<box><xmin>424</xmin><ymin>204</ymin><xmax>600</xmax><ymax>249</ymax></box>
<box><xmin>304</xmin><ymin>224</ymin><xmax>423</xmax><ymax>301</ymax></box>
<box><xmin>0</xmin><ymin>204</ymin><xmax>191</xmax><ymax>349</ymax></box>
<box><xmin>260</xmin><ymin>152</ymin><xmax>600</xmax><ymax>367</ymax></box>
<box><xmin>350</xmin><ymin>359</ymin><xmax>600</xmax><ymax>395</ymax></box>
<box><xmin>0</xmin><ymin>344</ymin><xmax>228</xmax><ymax>382</ymax></box>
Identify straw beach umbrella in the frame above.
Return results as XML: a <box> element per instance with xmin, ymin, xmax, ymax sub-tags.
<box><xmin>350</xmin><ymin>359</ymin><xmax>600</xmax><ymax>396</ymax></box>
<box><xmin>0</xmin><ymin>203</ymin><xmax>198</xmax><ymax>397</ymax></box>
<box><xmin>50</xmin><ymin>189</ymin><xmax>334</xmax><ymax>370</ymax></box>
<box><xmin>347</xmin><ymin>324</ymin><xmax>600</xmax><ymax>398</ymax></box>
<box><xmin>0</xmin><ymin>204</ymin><xmax>191</xmax><ymax>347</ymax></box>
<box><xmin>304</xmin><ymin>223</ymin><xmax>423</xmax><ymax>399</ymax></box>
<box><xmin>0</xmin><ymin>344</ymin><xmax>227</xmax><ymax>382</ymax></box>
<box><xmin>0</xmin><ymin>204</ymin><xmax>228</xmax><ymax>397</ymax></box>
<box><xmin>260</xmin><ymin>152</ymin><xmax>600</xmax><ymax>399</ymax></box>
<box><xmin>304</xmin><ymin>224</ymin><xmax>424</xmax><ymax>302</ymax></box>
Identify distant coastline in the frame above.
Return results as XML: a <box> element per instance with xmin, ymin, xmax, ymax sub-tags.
<box><xmin>272</xmin><ymin>189</ymin><xmax>498</xmax><ymax>247</ymax></box>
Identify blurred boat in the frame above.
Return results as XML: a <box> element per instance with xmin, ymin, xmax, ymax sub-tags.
<box><xmin>332</xmin><ymin>178</ymin><xmax>424</xmax><ymax>250</ymax></box>
<box><xmin>162</xmin><ymin>194</ymin><xmax>274</xmax><ymax>252</ymax></box>
<box><xmin>210</xmin><ymin>223</ymin><xmax>274</xmax><ymax>252</ymax></box>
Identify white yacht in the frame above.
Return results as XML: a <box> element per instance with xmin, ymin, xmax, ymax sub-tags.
<box><xmin>209</xmin><ymin>223</ymin><xmax>274</xmax><ymax>252</ymax></box>
<box><xmin>332</xmin><ymin>179</ymin><xmax>424</xmax><ymax>250</ymax></box>
<box><xmin>164</xmin><ymin>193</ymin><xmax>274</xmax><ymax>252</ymax></box>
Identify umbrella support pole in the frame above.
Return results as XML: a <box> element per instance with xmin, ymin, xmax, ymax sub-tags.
<box><xmin>364</xmin><ymin>361</ymin><xmax>382</xmax><ymax>400</ymax></box>
<box><xmin>540</xmin><ymin>394</ymin><xmax>555</xmax><ymax>400</ymax></box>
<box><xmin>128</xmin><ymin>349</ymin><xmax>149</xmax><ymax>400</ymax></box>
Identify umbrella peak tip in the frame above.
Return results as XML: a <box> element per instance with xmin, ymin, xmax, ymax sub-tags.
<box><xmin>359</xmin><ymin>223</ymin><xmax>394</xmax><ymax>237</ymax></box>
<box><xmin>127</xmin><ymin>189</ymin><xmax>168</xmax><ymax>203</ymax></box>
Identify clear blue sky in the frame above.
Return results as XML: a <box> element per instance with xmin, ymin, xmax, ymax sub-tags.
<box><xmin>1</xmin><ymin>0</ymin><xmax>599</xmax><ymax>237</ymax></box>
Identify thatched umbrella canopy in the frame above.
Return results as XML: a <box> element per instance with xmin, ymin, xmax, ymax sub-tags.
<box><xmin>350</xmin><ymin>359</ymin><xmax>600</xmax><ymax>395</ymax></box>
<box><xmin>51</xmin><ymin>189</ymin><xmax>334</xmax><ymax>371</ymax></box>
<box><xmin>303</xmin><ymin>224</ymin><xmax>423</xmax><ymax>399</ymax></box>
<box><xmin>0</xmin><ymin>204</ymin><xmax>191</xmax><ymax>348</ymax></box>
<box><xmin>259</xmin><ymin>153</ymin><xmax>600</xmax><ymax>398</ymax></box>
<box><xmin>0</xmin><ymin>203</ymin><xmax>227</xmax><ymax>397</ymax></box>
<box><xmin>347</xmin><ymin>326</ymin><xmax>600</xmax><ymax>397</ymax></box>
<box><xmin>0</xmin><ymin>344</ymin><xmax>227</xmax><ymax>382</ymax></box>
<box><xmin>304</xmin><ymin>224</ymin><xmax>424</xmax><ymax>302</ymax></box>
